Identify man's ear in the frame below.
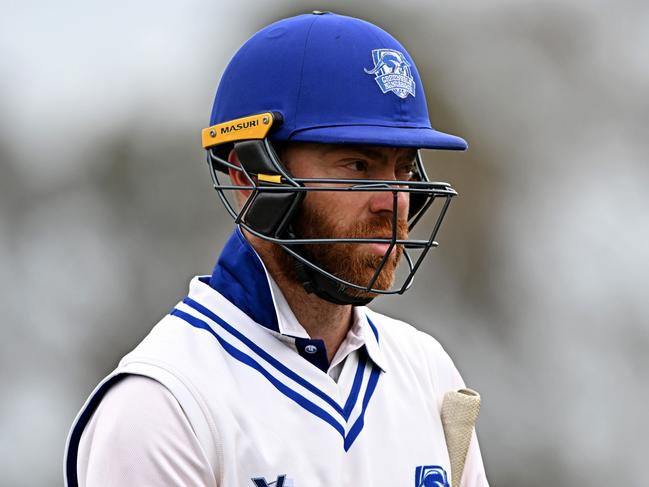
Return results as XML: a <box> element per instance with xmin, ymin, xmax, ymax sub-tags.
<box><xmin>227</xmin><ymin>148</ymin><xmax>252</xmax><ymax>203</ymax></box>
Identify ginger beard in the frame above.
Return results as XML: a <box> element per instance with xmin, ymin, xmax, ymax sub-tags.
<box><xmin>289</xmin><ymin>197</ymin><xmax>408</xmax><ymax>298</ymax></box>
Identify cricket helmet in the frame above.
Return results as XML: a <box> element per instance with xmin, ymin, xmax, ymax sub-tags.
<box><xmin>202</xmin><ymin>12</ymin><xmax>466</xmax><ymax>305</ymax></box>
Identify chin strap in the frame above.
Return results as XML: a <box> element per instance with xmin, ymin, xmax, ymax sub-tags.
<box><xmin>289</xmin><ymin>250</ymin><xmax>374</xmax><ymax>306</ymax></box>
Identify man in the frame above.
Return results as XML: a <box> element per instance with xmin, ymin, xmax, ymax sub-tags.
<box><xmin>65</xmin><ymin>12</ymin><xmax>488</xmax><ymax>487</ymax></box>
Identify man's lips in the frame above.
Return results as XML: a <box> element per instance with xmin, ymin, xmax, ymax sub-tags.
<box><xmin>363</xmin><ymin>236</ymin><xmax>402</xmax><ymax>256</ymax></box>
<box><xmin>366</xmin><ymin>243</ymin><xmax>392</xmax><ymax>255</ymax></box>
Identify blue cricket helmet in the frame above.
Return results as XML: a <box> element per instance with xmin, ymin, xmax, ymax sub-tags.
<box><xmin>208</xmin><ymin>11</ymin><xmax>467</xmax><ymax>151</ymax></box>
<box><xmin>202</xmin><ymin>12</ymin><xmax>463</xmax><ymax>306</ymax></box>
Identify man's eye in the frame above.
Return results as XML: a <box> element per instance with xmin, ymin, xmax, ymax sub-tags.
<box><xmin>346</xmin><ymin>160</ymin><xmax>368</xmax><ymax>172</ymax></box>
<box><xmin>398</xmin><ymin>163</ymin><xmax>417</xmax><ymax>180</ymax></box>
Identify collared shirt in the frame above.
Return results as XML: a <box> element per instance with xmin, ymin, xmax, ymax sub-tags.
<box><xmin>262</xmin><ymin>265</ymin><xmax>385</xmax><ymax>382</ymax></box>
<box><xmin>75</xmin><ymin>229</ymin><xmax>387</xmax><ymax>485</ymax></box>
<box><xmin>206</xmin><ymin>228</ymin><xmax>386</xmax><ymax>380</ymax></box>
<box><xmin>69</xmin><ymin>229</ymin><xmax>488</xmax><ymax>487</ymax></box>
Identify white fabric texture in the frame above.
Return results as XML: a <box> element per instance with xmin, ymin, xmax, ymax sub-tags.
<box><xmin>70</xmin><ymin>276</ymin><xmax>489</xmax><ymax>486</ymax></box>
<box><xmin>77</xmin><ymin>375</ymin><xmax>215</xmax><ymax>487</ymax></box>
<box><xmin>263</xmin><ymin>260</ymin><xmax>384</xmax><ymax>382</ymax></box>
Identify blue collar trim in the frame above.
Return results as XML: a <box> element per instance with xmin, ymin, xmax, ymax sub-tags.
<box><xmin>209</xmin><ymin>228</ymin><xmax>280</xmax><ymax>332</ymax></box>
<box><xmin>207</xmin><ymin>228</ymin><xmax>385</xmax><ymax>375</ymax></box>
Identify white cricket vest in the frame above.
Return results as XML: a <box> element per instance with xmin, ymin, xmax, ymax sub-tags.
<box><xmin>65</xmin><ymin>230</ymin><xmax>487</xmax><ymax>487</ymax></box>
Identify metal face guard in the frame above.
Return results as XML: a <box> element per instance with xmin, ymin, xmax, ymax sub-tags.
<box><xmin>206</xmin><ymin>135</ymin><xmax>457</xmax><ymax>300</ymax></box>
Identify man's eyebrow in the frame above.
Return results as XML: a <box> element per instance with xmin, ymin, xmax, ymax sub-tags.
<box><xmin>396</xmin><ymin>148</ymin><xmax>418</xmax><ymax>162</ymax></box>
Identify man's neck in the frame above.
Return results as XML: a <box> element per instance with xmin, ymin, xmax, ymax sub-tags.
<box><xmin>245</xmin><ymin>231</ymin><xmax>353</xmax><ymax>363</ymax></box>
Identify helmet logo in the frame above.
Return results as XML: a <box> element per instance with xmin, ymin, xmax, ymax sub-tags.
<box><xmin>364</xmin><ymin>49</ymin><xmax>415</xmax><ymax>99</ymax></box>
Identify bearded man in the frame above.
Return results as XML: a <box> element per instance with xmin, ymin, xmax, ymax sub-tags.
<box><xmin>65</xmin><ymin>12</ymin><xmax>489</xmax><ymax>487</ymax></box>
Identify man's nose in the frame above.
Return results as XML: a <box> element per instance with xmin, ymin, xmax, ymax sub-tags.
<box><xmin>368</xmin><ymin>172</ymin><xmax>409</xmax><ymax>217</ymax></box>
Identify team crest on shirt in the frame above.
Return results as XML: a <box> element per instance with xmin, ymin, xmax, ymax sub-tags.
<box><xmin>251</xmin><ymin>475</ymin><xmax>293</xmax><ymax>487</ymax></box>
<box><xmin>364</xmin><ymin>48</ymin><xmax>416</xmax><ymax>99</ymax></box>
<box><xmin>415</xmin><ymin>465</ymin><xmax>450</xmax><ymax>487</ymax></box>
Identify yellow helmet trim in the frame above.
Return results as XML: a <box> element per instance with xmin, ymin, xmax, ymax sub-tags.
<box><xmin>257</xmin><ymin>174</ymin><xmax>283</xmax><ymax>184</ymax></box>
<box><xmin>201</xmin><ymin>112</ymin><xmax>275</xmax><ymax>149</ymax></box>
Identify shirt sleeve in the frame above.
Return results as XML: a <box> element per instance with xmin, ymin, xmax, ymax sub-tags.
<box><xmin>77</xmin><ymin>375</ymin><xmax>217</xmax><ymax>487</ymax></box>
<box><xmin>426</xmin><ymin>333</ymin><xmax>490</xmax><ymax>487</ymax></box>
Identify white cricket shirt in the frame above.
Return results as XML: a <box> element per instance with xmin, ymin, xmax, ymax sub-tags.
<box><xmin>65</xmin><ymin>229</ymin><xmax>489</xmax><ymax>486</ymax></box>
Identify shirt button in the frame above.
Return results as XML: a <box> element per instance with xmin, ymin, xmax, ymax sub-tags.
<box><xmin>304</xmin><ymin>344</ymin><xmax>318</xmax><ymax>354</ymax></box>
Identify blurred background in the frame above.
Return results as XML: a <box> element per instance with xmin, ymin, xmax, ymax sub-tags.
<box><xmin>1</xmin><ymin>0</ymin><xmax>648</xmax><ymax>485</ymax></box>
